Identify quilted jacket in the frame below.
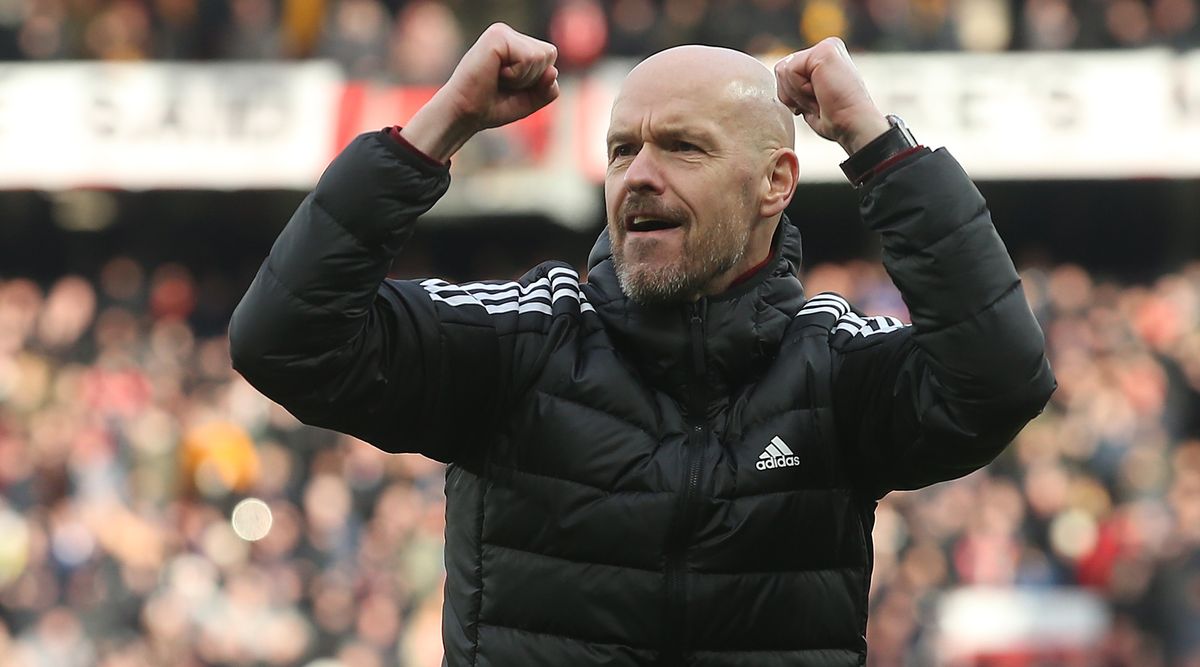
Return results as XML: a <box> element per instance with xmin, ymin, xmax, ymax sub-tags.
<box><xmin>229</xmin><ymin>130</ymin><xmax>1056</xmax><ymax>666</ymax></box>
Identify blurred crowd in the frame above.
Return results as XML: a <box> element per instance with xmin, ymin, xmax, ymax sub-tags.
<box><xmin>2</xmin><ymin>252</ymin><xmax>1200</xmax><ymax>666</ymax></box>
<box><xmin>1</xmin><ymin>0</ymin><xmax>1198</xmax><ymax>77</ymax></box>
<box><xmin>807</xmin><ymin>259</ymin><xmax>1200</xmax><ymax>666</ymax></box>
<box><xmin>0</xmin><ymin>258</ymin><xmax>449</xmax><ymax>667</ymax></box>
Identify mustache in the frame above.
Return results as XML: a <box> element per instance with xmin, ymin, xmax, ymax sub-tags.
<box><xmin>617</xmin><ymin>196</ymin><xmax>688</xmax><ymax>225</ymax></box>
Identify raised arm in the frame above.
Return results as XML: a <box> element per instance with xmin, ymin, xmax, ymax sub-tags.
<box><xmin>776</xmin><ymin>39</ymin><xmax>1056</xmax><ymax>497</ymax></box>
<box><xmin>228</xmin><ymin>25</ymin><xmax>562</xmax><ymax>462</ymax></box>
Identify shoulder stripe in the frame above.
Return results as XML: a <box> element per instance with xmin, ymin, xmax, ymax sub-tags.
<box><xmin>796</xmin><ymin>292</ymin><xmax>851</xmax><ymax>318</ymax></box>
<box><xmin>834</xmin><ymin>312</ymin><xmax>907</xmax><ymax>338</ymax></box>
<box><xmin>419</xmin><ymin>267</ymin><xmax>595</xmax><ymax>315</ymax></box>
<box><xmin>804</xmin><ymin>293</ymin><xmax>850</xmax><ymax>308</ymax></box>
<box><xmin>797</xmin><ymin>305</ymin><xmax>845</xmax><ymax>318</ymax></box>
<box><xmin>797</xmin><ymin>292</ymin><xmax>910</xmax><ymax>338</ymax></box>
<box><xmin>796</xmin><ymin>291</ymin><xmax>854</xmax><ymax>314</ymax></box>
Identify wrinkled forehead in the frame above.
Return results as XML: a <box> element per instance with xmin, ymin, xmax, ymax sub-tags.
<box><xmin>608</xmin><ymin>74</ymin><xmax>745</xmax><ymax>137</ymax></box>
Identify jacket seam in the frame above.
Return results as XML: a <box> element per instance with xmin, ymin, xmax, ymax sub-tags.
<box><xmin>690</xmin><ymin>646</ymin><xmax>863</xmax><ymax>655</ymax></box>
<box><xmin>905</xmin><ymin>279</ymin><xmax>1021</xmax><ymax>339</ymax></box>
<box><xmin>718</xmin><ymin>485</ymin><xmax>855</xmax><ymax>501</ymax></box>
<box><xmin>533</xmin><ymin>390</ymin><xmax>657</xmax><ymax>440</ymax></box>
<box><xmin>484</xmin><ymin>541</ymin><xmax>661</xmax><ymax>574</ymax></box>
<box><xmin>691</xmin><ymin>564</ymin><xmax>861</xmax><ymax>577</ymax></box>
<box><xmin>309</xmin><ymin>194</ymin><xmax>382</xmax><ymax>252</ymax></box>
<box><xmin>737</xmin><ymin>405</ymin><xmax>819</xmax><ymax>438</ymax></box>
<box><xmin>878</xmin><ymin>196</ymin><xmax>987</xmax><ymax>255</ymax></box>
<box><xmin>260</xmin><ymin>260</ymin><xmax>349</xmax><ymax>319</ymax></box>
<box><xmin>476</xmin><ymin>621</ymin><xmax>654</xmax><ymax>652</ymax></box>
<box><xmin>470</xmin><ymin>470</ymin><xmax>486</xmax><ymax>666</ymax></box>
<box><xmin>491</xmin><ymin>464</ymin><xmax>676</xmax><ymax>496</ymax></box>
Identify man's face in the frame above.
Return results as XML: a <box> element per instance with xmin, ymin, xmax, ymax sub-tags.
<box><xmin>604</xmin><ymin>73</ymin><xmax>762</xmax><ymax>305</ymax></box>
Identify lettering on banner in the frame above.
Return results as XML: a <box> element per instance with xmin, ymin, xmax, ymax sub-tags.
<box><xmin>956</xmin><ymin>63</ymin><xmax>1080</xmax><ymax>132</ymax></box>
<box><xmin>89</xmin><ymin>68</ymin><xmax>291</xmax><ymax>144</ymax></box>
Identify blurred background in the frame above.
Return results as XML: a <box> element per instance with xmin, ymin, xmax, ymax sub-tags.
<box><xmin>2</xmin><ymin>1</ymin><xmax>1200</xmax><ymax>666</ymax></box>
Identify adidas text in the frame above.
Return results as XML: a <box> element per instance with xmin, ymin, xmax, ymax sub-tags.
<box><xmin>756</xmin><ymin>455</ymin><xmax>800</xmax><ymax>470</ymax></box>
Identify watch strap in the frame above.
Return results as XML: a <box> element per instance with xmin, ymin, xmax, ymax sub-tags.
<box><xmin>839</xmin><ymin>115</ymin><xmax>918</xmax><ymax>187</ymax></box>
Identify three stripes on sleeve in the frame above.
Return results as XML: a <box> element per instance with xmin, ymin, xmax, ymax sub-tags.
<box><xmin>420</xmin><ymin>266</ymin><xmax>595</xmax><ymax>316</ymax></box>
<box><xmin>796</xmin><ymin>292</ymin><xmax>908</xmax><ymax>339</ymax></box>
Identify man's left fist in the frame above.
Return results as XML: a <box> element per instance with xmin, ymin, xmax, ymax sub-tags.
<box><xmin>774</xmin><ymin>37</ymin><xmax>890</xmax><ymax>155</ymax></box>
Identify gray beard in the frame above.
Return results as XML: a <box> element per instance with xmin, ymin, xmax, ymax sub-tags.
<box><xmin>611</xmin><ymin>220</ymin><xmax>749</xmax><ymax>306</ymax></box>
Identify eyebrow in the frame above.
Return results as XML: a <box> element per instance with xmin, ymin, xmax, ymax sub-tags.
<box><xmin>606</xmin><ymin>123</ymin><xmax>720</xmax><ymax>147</ymax></box>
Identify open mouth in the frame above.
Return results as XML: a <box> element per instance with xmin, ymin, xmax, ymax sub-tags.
<box><xmin>625</xmin><ymin>216</ymin><xmax>683</xmax><ymax>233</ymax></box>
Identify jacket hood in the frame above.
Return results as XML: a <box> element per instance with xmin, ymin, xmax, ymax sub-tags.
<box><xmin>581</xmin><ymin>215</ymin><xmax>805</xmax><ymax>416</ymax></box>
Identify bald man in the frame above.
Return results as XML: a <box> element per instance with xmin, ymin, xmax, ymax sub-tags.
<box><xmin>231</xmin><ymin>24</ymin><xmax>1055</xmax><ymax>667</ymax></box>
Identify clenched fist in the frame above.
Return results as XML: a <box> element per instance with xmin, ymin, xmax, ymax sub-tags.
<box><xmin>774</xmin><ymin>37</ymin><xmax>890</xmax><ymax>155</ymax></box>
<box><xmin>402</xmin><ymin>24</ymin><xmax>559</xmax><ymax>162</ymax></box>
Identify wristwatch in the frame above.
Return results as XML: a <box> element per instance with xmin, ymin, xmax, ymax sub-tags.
<box><xmin>839</xmin><ymin>114</ymin><xmax>918</xmax><ymax>187</ymax></box>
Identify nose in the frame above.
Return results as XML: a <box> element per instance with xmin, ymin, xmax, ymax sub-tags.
<box><xmin>623</xmin><ymin>146</ymin><xmax>665</xmax><ymax>194</ymax></box>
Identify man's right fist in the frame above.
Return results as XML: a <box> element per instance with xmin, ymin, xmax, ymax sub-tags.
<box><xmin>444</xmin><ymin>23</ymin><xmax>560</xmax><ymax>131</ymax></box>
<box><xmin>401</xmin><ymin>24</ymin><xmax>559</xmax><ymax>162</ymax></box>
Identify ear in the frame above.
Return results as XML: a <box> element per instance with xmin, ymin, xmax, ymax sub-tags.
<box><xmin>758</xmin><ymin>148</ymin><xmax>799</xmax><ymax>219</ymax></box>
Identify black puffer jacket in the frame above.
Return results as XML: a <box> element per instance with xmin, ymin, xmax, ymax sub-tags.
<box><xmin>229</xmin><ymin>130</ymin><xmax>1055</xmax><ymax>666</ymax></box>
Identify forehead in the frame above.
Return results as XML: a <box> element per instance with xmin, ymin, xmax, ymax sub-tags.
<box><xmin>607</xmin><ymin>74</ymin><xmax>736</xmax><ymax>139</ymax></box>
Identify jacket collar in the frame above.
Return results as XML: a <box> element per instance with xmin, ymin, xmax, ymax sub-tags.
<box><xmin>583</xmin><ymin>216</ymin><xmax>805</xmax><ymax>413</ymax></box>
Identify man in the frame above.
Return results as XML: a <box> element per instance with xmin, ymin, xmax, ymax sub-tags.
<box><xmin>230</xmin><ymin>24</ymin><xmax>1055</xmax><ymax>667</ymax></box>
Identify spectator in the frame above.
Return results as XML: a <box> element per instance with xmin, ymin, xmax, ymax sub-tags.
<box><xmin>1</xmin><ymin>0</ymin><xmax>1198</xmax><ymax>67</ymax></box>
<box><xmin>3</xmin><ymin>251</ymin><xmax>1200</xmax><ymax>664</ymax></box>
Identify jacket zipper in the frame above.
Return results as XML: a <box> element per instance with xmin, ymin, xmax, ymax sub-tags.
<box><xmin>665</xmin><ymin>302</ymin><xmax>708</xmax><ymax>665</ymax></box>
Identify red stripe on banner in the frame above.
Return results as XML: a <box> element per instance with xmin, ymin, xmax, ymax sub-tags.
<box><xmin>334</xmin><ymin>81</ymin><xmax>367</xmax><ymax>156</ymax></box>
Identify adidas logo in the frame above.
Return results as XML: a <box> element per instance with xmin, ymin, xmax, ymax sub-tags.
<box><xmin>756</xmin><ymin>436</ymin><xmax>800</xmax><ymax>471</ymax></box>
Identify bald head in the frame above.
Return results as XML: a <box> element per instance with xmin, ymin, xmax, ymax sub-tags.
<box><xmin>620</xmin><ymin>45</ymin><xmax>795</xmax><ymax>151</ymax></box>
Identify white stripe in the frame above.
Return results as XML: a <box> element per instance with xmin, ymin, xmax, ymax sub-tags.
<box><xmin>770</xmin><ymin>436</ymin><xmax>794</xmax><ymax>456</ymax></box>
<box><xmin>834</xmin><ymin>314</ymin><xmax>908</xmax><ymax>338</ymax></box>
<box><xmin>759</xmin><ymin>451</ymin><xmax>772</xmax><ymax>460</ymax></box>
<box><xmin>765</xmin><ymin>443</ymin><xmax>783</xmax><ymax>458</ymax></box>
<box><xmin>804</xmin><ymin>293</ymin><xmax>850</xmax><ymax>310</ymax></box>
<box><xmin>427</xmin><ymin>293</ymin><xmax>483</xmax><ymax>308</ymax></box>
<box><xmin>427</xmin><ymin>290</ymin><xmax>550</xmax><ymax>307</ymax></box>
<box><xmin>422</xmin><ymin>271</ymin><xmax>594</xmax><ymax>316</ymax></box>
<box><xmin>468</xmin><ymin>288</ymin><xmax>536</xmax><ymax>303</ymax></box>
<box><xmin>796</xmin><ymin>305</ymin><xmax>844</xmax><ymax>318</ymax></box>
<box><xmin>426</xmin><ymin>280</ymin><xmax>518</xmax><ymax>293</ymax></box>
<box><xmin>805</xmin><ymin>292</ymin><xmax>849</xmax><ymax>305</ymax></box>
<box><xmin>797</xmin><ymin>295</ymin><xmax>850</xmax><ymax>319</ymax></box>
<box><xmin>551</xmin><ymin>287</ymin><xmax>584</xmax><ymax>302</ymax></box>
<box><xmin>840</xmin><ymin>311</ymin><xmax>868</xmax><ymax>327</ymax></box>
<box><xmin>422</xmin><ymin>275</ymin><xmax>578</xmax><ymax>296</ymax></box>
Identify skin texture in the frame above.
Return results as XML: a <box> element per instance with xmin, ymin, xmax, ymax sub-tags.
<box><xmin>604</xmin><ymin>45</ymin><xmax>800</xmax><ymax>304</ymax></box>
<box><xmin>400</xmin><ymin>25</ymin><xmax>891</xmax><ymax>304</ymax></box>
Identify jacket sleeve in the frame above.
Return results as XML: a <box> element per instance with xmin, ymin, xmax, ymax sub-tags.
<box><xmin>829</xmin><ymin>148</ymin><xmax>1056</xmax><ymax>498</ymax></box>
<box><xmin>228</xmin><ymin>131</ymin><xmax>575</xmax><ymax>462</ymax></box>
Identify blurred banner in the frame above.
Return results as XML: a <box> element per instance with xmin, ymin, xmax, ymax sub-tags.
<box><xmin>2</xmin><ymin>50</ymin><xmax>1200</xmax><ymax>226</ymax></box>
<box><xmin>0</xmin><ymin>62</ymin><xmax>342</xmax><ymax>190</ymax></box>
<box><xmin>930</xmin><ymin>587</ymin><xmax>1111</xmax><ymax>666</ymax></box>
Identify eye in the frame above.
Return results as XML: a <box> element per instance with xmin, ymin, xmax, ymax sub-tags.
<box><xmin>673</xmin><ymin>141</ymin><xmax>702</xmax><ymax>153</ymax></box>
<box><xmin>608</xmin><ymin>143</ymin><xmax>636</xmax><ymax>162</ymax></box>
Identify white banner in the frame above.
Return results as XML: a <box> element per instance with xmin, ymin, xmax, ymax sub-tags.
<box><xmin>0</xmin><ymin>62</ymin><xmax>340</xmax><ymax>189</ymax></box>
<box><xmin>794</xmin><ymin>50</ymin><xmax>1188</xmax><ymax>181</ymax></box>
<box><xmin>0</xmin><ymin>52</ymin><xmax>1198</xmax><ymax>198</ymax></box>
